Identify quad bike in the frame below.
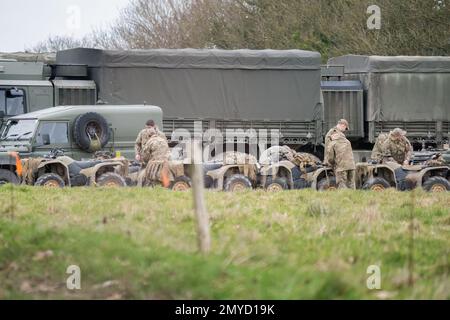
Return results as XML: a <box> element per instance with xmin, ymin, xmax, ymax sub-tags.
<box><xmin>355</xmin><ymin>159</ymin><xmax>450</xmax><ymax>192</ymax></box>
<box><xmin>258</xmin><ymin>146</ymin><xmax>336</xmax><ymax>191</ymax></box>
<box><xmin>203</xmin><ymin>152</ymin><xmax>259</xmax><ymax>192</ymax></box>
<box><xmin>21</xmin><ymin>149</ymin><xmax>130</xmax><ymax>188</ymax></box>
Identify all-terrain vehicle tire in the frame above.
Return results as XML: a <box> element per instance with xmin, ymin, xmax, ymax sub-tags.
<box><xmin>224</xmin><ymin>174</ymin><xmax>252</xmax><ymax>192</ymax></box>
<box><xmin>362</xmin><ymin>177</ymin><xmax>391</xmax><ymax>191</ymax></box>
<box><xmin>317</xmin><ymin>177</ymin><xmax>337</xmax><ymax>191</ymax></box>
<box><xmin>35</xmin><ymin>173</ymin><xmax>65</xmax><ymax>188</ymax></box>
<box><xmin>97</xmin><ymin>172</ymin><xmax>127</xmax><ymax>187</ymax></box>
<box><xmin>265</xmin><ymin>177</ymin><xmax>289</xmax><ymax>192</ymax></box>
<box><xmin>0</xmin><ymin>169</ymin><xmax>19</xmax><ymax>186</ymax></box>
<box><xmin>73</xmin><ymin>112</ymin><xmax>110</xmax><ymax>152</ymax></box>
<box><xmin>422</xmin><ymin>176</ymin><xmax>450</xmax><ymax>193</ymax></box>
<box><xmin>170</xmin><ymin>175</ymin><xmax>192</xmax><ymax>191</ymax></box>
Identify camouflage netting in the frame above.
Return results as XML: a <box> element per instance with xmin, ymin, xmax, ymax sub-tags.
<box><xmin>21</xmin><ymin>158</ymin><xmax>43</xmax><ymax>185</ymax></box>
<box><xmin>213</xmin><ymin>151</ymin><xmax>259</xmax><ymax>181</ymax></box>
<box><xmin>138</xmin><ymin>160</ymin><xmax>186</xmax><ymax>187</ymax></box>
<box><xmin>260</xmin><ymin>146</ymin><xmax>321</xmax><ymax>171</ymax></box>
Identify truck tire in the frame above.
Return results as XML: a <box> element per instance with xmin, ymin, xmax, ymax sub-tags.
<box><xmin>170</xmin><ymin>176</ymin><xmax>191</xmax><ymax>191</ymax></box>
<box><xmin>317</xmin><ymin>177</ymin><xmax>337</xmax><ymax>191</ymax></box>
<box><xmin>265</xmin><ymin>177</ymin><xmax>289</xmax><ymax>192</ymax></box>
<box><xmin>35</xmin><ymin>173</ymin><xmax>65</xmax><ymax>188</ymax></box>
<box><xmin>73</xmin><ymin>112</ymin><xmax>110</xmax><ymax>152</ymax></box>
<box><xmin>422</xmin><ymin>176</ymin><xmax>450</xmax><ymax>193</ymax></box>
<box><xmin>362</xmin><ymin>177</ymin><xmax>391</xmax><ymax>191</ymax></box>
<box><xmin>224</xmin><ymin>174</ymin><xmax>252</xmax><ymax>192</ymax></box>
<box><xmin>97</xmin><ymin>172</ymin><xmax>127</xmax><ymax>187</ymax></box>
<box><xmin>0</xmin><ymin>169</ymin><xmax>19</xmax><ymax>186</ymax></box>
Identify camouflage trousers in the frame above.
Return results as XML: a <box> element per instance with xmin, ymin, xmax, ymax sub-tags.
<box><xmin>335</xmin><ymin>170</ymin><xmax>356</xmax><ymax>189</ymax></box>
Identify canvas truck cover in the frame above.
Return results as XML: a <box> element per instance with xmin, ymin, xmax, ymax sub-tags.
<box><xmin>328</xmin><ymin>55</ymin><xmax>450</xmax><ymax>122</ymax></box>
<box><xmin>56</xmin><ymin>48</ymin><xmax>322</xmax><ymax>121</ymax></box>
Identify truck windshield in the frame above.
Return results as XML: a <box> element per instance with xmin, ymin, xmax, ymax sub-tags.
<box><xmin>0</xmin><ymin>119</ymin><xmax>37</xmax><ymax>141</ymax></box>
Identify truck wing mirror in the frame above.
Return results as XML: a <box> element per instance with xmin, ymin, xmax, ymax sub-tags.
<box><xmin>6</xmin><ymin>88</ymin><xmax>24</xmax><ymax>98</ymax></box>
<box><xmin>42</xmin><ymin>134</ymin><xmax>51</xmax><ymax>145</ymax></box>
<box><xmin>0</xmin><ymin>110</ymin><xmax>4</xmax><ymax>118</ymax></box>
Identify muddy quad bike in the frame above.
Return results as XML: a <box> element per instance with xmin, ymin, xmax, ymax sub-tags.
<box><xmin>203</xmin><ymin>161</ymin><xmax>258</xmax><ymax>192</ymax></box>
<box><xmin>22</xmin><ymin>149</ymin><xmax>129</xmax><ymax>188</ymax></box>
<box><xmin>259</xmin><ymin>160</ymin><xmax>329</xmax><ymax>191</ymax></box>
<box><xmin>129</xmin><ymin>160</ymin><xmax>192</xmax><ymax>191</ymax></box>
<box><xmin>355</xmin><ymin>160</ymin><xmax>450</xmax><ymax>192</ymax></box>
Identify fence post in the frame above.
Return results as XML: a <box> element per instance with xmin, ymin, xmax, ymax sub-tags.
<box><xmin>191</xmin><ymin>141</ymin><xmax>211</xmax><ymax>254</ymax></box>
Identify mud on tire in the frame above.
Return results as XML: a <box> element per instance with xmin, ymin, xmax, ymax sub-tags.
<box><xmin>317</xmin><ymin>177</ymin><xmax>337</xmax><ymax>191</ymax></box>
<box><xmin>97</xmin><ymin>172</ymin><xmax>127</xmax><ymax>187</ymax></box>
<box><xmin>35</xmin><ymin>173</ymin><xmax>65</xmax><ymax>188</ymax></box>
<box><xmin>362</xmin><ymin>177</ymin><xmax>391</xmax><ymax>191</ymax></box>
<box><xmin>265</xmin><ymin>177</ymin><xmax>289</xmax><ymax>192</ymax></box>
<box><xmin>422</xmin><ymin>176</ymin><xmax>450</xmax><ymax>192</ymax></box>
<box><xmin>170</xmin><ymin>175</ymin><xmax>191</xmax><ymax>191</ymax></box>
<box><xmin>224</xmin><ymin>174</ymin><xmax>252</xmax><ymax>192</ymax></box>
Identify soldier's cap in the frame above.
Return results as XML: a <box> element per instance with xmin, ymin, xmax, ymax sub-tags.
<box><xmin>392</xmin><ymin>128</ymin><xmax>407</xmax><ymax>136</ymax></box>
<box><xmin>338</xmin><ymin>119</ymin><xmax>349</xmax><ymax>130</ymax></box>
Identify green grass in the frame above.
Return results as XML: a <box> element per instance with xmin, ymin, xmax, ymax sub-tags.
<box><xmin>0</xmin><ymin>186</ymin><xmax>449</xmax><ymax>299</ymax></box>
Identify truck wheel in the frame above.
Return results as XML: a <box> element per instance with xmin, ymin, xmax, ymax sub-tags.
<box><xmin>170</xmin><ymin>176</ymin><xmax>191</xmax><ymax>191</ymax></box>
<box><xmin>73</xmin><ymin>112</ymin><xmax>110</xmax><ymax>152</ymax></box>
<box><xmin>35</xmin><ymin>173</ymin><xmax>65</xmax><ymax>188</ymax></box>
<box><xmin>224</xmin><ymin>174</ymin><xmax>252</xmax><ymax>192</ymax></box>
<box><xmin>317</xmin><ymin>177</ymin><xmax>337</xmax><ymax>191</ymax></box>
<box><xmin>97</xmin><ymin>172</ymin><xmax>127</xmax><ymax>187</ymax></box>
<box><xmin>0</xmin><ymin>169</ymin><xmax>19</xmax><ymax>186</ymax></box>
<box><xmin>423</xmin><ymin>177</ymin><xmax>450</xmax><ymax>193</ymax></box>
<box><xmin>362</xmin><ymin>177</ymin><xmax>391</xmax><ymax>191</ymax></box>
<box><xmin>265</xmin><ymin>177</ymin><xmax>289</xmax><ymax>192</ymax></box>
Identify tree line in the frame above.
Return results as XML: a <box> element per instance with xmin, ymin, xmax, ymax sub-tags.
<box><xmin>30</xmin><ymin>0</ymin><xmax>450</xmax><ymax>61</ymax></box>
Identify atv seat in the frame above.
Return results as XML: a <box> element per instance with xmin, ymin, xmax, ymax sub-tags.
<box><xmin>72</xmin><ymin>160</ymin><xmax>102</xmax><ymax>169</ymax></box>
<box><xmin>401</xmin><ymin>165</ymin><xmax>424</xmax><ymax>171</ymax></box>
<box><xmin>203</xmin><ymin>163</ymin><xmax>223</xmax><ymax>172</ymax></box>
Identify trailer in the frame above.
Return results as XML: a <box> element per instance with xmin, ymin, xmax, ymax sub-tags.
<box><xmin>56</xmin><ymin>48</ymin><xmax>324</xmax><ymax>151</ymax></box>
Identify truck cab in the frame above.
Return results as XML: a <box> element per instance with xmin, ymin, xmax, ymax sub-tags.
<box><xmin>0</xmin><ymin>60</ymin><xmax>97</xmax><ymax>129</ymax></box>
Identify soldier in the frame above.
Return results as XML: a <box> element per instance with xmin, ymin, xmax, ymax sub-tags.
<box><xmin>371</xmin><ymin>132</ymin><xmax>389</xmax><ymax>162</ymax></box>
<box><xmin>135</xmin><ymin>120</ymin><xmax>170</xmax><ymax>165</ymax></box>
<box><xmin>326</xmin><ymin>130</ymin><xmax>356</xmax><ymax>189</ymax></box>
<box><xmin>381</xmin><ymin>128</ymin><xmax>413</xmax><ymax>165</ymax></box>
<box><xmin>324</xmin><ymin>119</ymin><xmax>349</xmax><ymax>166</ymax></box>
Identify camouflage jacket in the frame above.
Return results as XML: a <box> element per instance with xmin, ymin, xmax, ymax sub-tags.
<box><xmin>371</xmin><ymin>133</ymin><xmax>389</xmax><ymax>161</ymax></box>
<box><xmin>326</xmin><ymin>131</ymin><xmax>356</xmax><ymax>172</ymax></box>
<box><xmin>142</xmin><ymin>134</ymin><xmax>170</xmax><ymax>163</ymax></box>
<box><xmin>135</xmin><ymin>127</ymin><xmax>167</xmax><ymax>157</ymax></box>
<box><xmin>324</xmin><ymin>126</ymin><xmax>340</xmax><ymax>165</ymax></box>
<box><xmin>381</xmin><ymin>135</ymin><xmax>413</xmax><ymax>164</ymax></box>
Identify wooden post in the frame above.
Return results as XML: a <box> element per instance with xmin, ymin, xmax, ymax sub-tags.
<box><xmin>191</xmin><ymin>141</ymin><xmax>211</xmax><ymax>254</ymax></box>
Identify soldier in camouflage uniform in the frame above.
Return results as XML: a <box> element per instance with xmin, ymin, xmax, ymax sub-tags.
<box><xmin>324</xmin><ymin>119</ymin><xmax>349</xmax><ymax>166</ymax></box>
<box><xmin>326</xmin><ymin>130</ymin><xmax>356</xmax><ymax>189</ymax></box>
<box><xmin>135</xmin><ymin>120</ymin><xmax>170</xmax><ymax>166</ymax></box>
<box><xmin>381</xmin><ymin>128</ymin><xmax>413</xmax><ymax>165</ymax></box>
<box><xmin>371</xmin><ymin>132</ymin><xmax>389</xmax><ymax>162</ymax></box>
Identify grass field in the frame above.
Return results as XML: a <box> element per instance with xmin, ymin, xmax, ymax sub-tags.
<box><xmin>0</xmin><ymin>186</ymin><xmax>449</xmax><ymax>300</ymax></box>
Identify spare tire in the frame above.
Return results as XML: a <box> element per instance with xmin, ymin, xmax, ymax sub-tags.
<box><xmin>73</xmin><ymin>112</ymin><xmax>110</xmax><ymax>152</ymax></box>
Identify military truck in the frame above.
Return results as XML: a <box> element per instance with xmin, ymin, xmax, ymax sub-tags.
<box><xmin>326</xmin><ymin>55</ymin><xmax>450</xmax><ymax>149</ymax></box>
<box><xmin>0</xmin><ymin>59</ymin><xmax>96</xmax><ymax>128</ymax></box>
<box><xmin>56</xmin><ymin>48</ymin><xmax>324</xmax><ymax>154</ymax></box>
<box><xmin>0</xmin><ymin>104</ymin><xmax>163</xmax><ymax>184</ymax></box>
